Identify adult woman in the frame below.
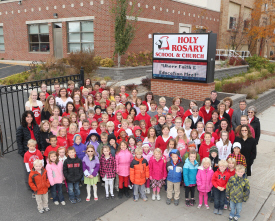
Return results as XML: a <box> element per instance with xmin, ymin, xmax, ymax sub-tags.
<box><xmin>55</xmin><ymin>87</ymin><xmax>73</xmax><ymax>114</ymax></box>
<box><xmin>223</xmin><ymin>97</ymin><xmax>234</xmax><ymax>120</ymax></box>
<box><xmin>182</xmin><ymin>100</ymin><xmax>197</xmax><ymax>122</ymax></box>
<box><xmin>25</xmin><ymin>90</ymin><xmax>44</xmax><ymax>125</ymax></box>
<box><xmin>217</xmin><ymin>101</ymin><xmax>231</xmax><ymax>126</ymax></box>
<box><xmin>187</xmin><ymin>106</ymin><xmax>203</xmax><ymax>129</ymax></box>
<box><xmin>131</xmin><ymin>89</ymin><xmax>138</xmax><ymax>105</ymax></box>
<box><xmin>80</xmin><ymin>78</ymin><xmax>92</xmax><ymax>92</ymax></box>
<box><xmin>234</xmin><ymin>125</ymin><xmax>256</xmax><ymax>176</ymax></box>
<box><xmin>207</xmin><ymin>110</ymin><xmax>221</xmax><ymax>131</ymax></box>
<box><xmin>16</xmin><ymin>110</ymin><xmax>41</xmax><ymax>157</ymax></box>
<box><xmin>199</xmin><ymin>98</ymin><xmax>215</xmax><ymax>124</ymax></box>
<box><xmin>142</xmin><ymin>91</ymin><xmax>154</xmax><ymax>112</ymax></box>
<box><xmin>248</xmin><ymin>106</ymin><xmax>261</xmax><ymax>145</ymax></box>
<box><xmin>215</xmin><ymin>118</ymin><xmax>235</xmax><ymax>144</ymax></box>
<box><xmin>168</xmin><ymin>96</ymin><xmax>184</xmax><ymax>118</ymax></box>
<box><xmin>41</xmin><ymin>95</ymin><xmax>61</xmax><ymax>121</ymax></box>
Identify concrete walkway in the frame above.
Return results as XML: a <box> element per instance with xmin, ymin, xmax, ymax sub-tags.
<box><xmin>97</xmin><ymin>106</ymin><xmax>275</xmax><ymax>221</ymax></box>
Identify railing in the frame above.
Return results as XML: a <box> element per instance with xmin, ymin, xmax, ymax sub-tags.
<box><xmin>0</xmin><ymin>68</ymin><xmax>84</xmax><ymax>155</ymax></box>
<box><xmin>216</xmin><ymin>49</ymin><xmax>251</xmax><ymax>60</ymax></box>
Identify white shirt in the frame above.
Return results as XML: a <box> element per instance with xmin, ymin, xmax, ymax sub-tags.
<box><xmin>25</xmin><ymin>100</ymin><xmax>43</xmax><ymax>110</ymax></box>
<box><xmin>55</xmin><ymin>97</ymin><xmax>73</xmax><ymax>113</ymax></box>
<box><xmin>169</xmin><ymin>127</ymin><xmax>179</xmax><ymax>138</ymax></box>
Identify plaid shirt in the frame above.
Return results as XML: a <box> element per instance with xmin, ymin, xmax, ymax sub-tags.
<box><xmin>227</xmin><ymin>153</ymin><xmax>247</xmax><ymax>168</ymax></box>
<box><xmin>100</xmin><ymin>154</ymin><xmax>116</xmax><ymax>179</ymax></box>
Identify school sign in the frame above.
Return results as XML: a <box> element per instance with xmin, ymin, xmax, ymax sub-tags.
<box><xmin>152</xmin><ymin>33</ymin><xmax>217</xmax><ymax>83</ymax></box>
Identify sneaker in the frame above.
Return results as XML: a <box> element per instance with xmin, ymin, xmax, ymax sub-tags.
<box><xmin>166</xmin><ymin>198</ymin><xmax>171</xmax><ymax>205</ymax></box>
<box><xmin>233</xmin><ymin>217</ymin><xmax>239</xmax><ymax>221</ymax></box>
<box><xmin>128</xmin><ymin>184</ymin><xmax>133</xmax><ymax>189</ymax></box>
<box><xmin>224</xmin><ymin>204</ymin><xmax>228</xmax><ymax>210</ymax></box>
<box><xmin>70</xmin><ymin>199</ymin><xmax>76</xmax><ymax>204</ymax></box>
<box><xmin>152</xmin><ymin>194</ymin><xmax>156</xmax><ymax>201</ymax></box>
<box><xmin>229</xmin><ymin>217</ymin><xmax>233</xmax><ymax>221</ymax></box>
<box><xmin>189</xmin><ymin>199</ymin><xmax>195</xmax><ymax>206</ymax></box>
<box><xmin>38</xmin><ymin>209</ymin><xmax>44</xmax><ymax>214</ymax></box>
<box><xmin>174</xmin><ymin>199</ymin><xmax>179</xmax><ymax>206</ymax></box>
<box><xmin>185</xmin><ymin>199</ymin><xmax>190</xmax><ymax>207</ymax></box>
<box><xmin>111</xmin><ymin>195</ymin><xmax>115</xmax><ymax>199</ymax></box>
<box><xmin>213</xmin><ymin>208</ymin><xmax>219</xmax><ymax>214</ymax></box>
<box><xmin>76</xmin><ymin>198</ymin><xmax>81</xmax><ymax>203</ymax></box>
<box><xmin>205</xmin><ymin>205</ymin><xmax>210</xmax><ymax>209</ymax></box>
<box><xmin>133</xmin><ymin>198</ymin><xmax>138</xmax><ymax>202</ymax></box>
<box><xmin>32</xmin><ymin>193</ymin><xmax>36</xmax><ymax>199</ymax></box>
<box><xmin>229</xmin><ymin>207</ymin><xmax>231</xmax><ymax>211</ymax></box>
<box><xmin>54</xmin><ymin>201</ymin><xmax>59</xmax><ymax>205</ymax></box>
<box><xmin>94</xmin><ymin>197</ymin><xmax>98</xmax><ymax>201</ymax></box>
<box><xmin>218</xmin><ymin>210</ymin><xmax>223</xmax><ymax>215</ymax></box>
<box><xmin>86</xmin><ymin>198</ymin><xmax>90</xmax><ymax>202</ymax></box>
<box><xmin>118</xmin><ymin>189</ymin><xmax>123</xmax><ymax>199</ymax></box>
<box><xmin>143</xmin><ymin>198</ymin><xmax>148</xmax><ymax>202</ymax></box>
<box><xmin>147</xmin><ymin>188</ymin><xmax>150</xmax><ymax>194</ymax></box>
<box><xmin>61</xmin><ymin>201</ymin><xmax>66</xmax><ymax>206</ymax></box>
<box><xmin>197</xmin><ymin>204</ymin><xmax>202</xmax><ymax>209</ymax></box>
<box><xmin>44</xmin><ymin>207</ymin><xmax>50</xmax><ymax>212</ymax></box>
<box><xmin>115</xmin><ymin>186</ymin><xmax>119</xmax><ymax>192</ymax></box>
<box><xmin>106</xmin><ymin>195</ymin><xmax>110</xmax><ymax>200</ymax></box>
<box><xmin>156</xmin><ymin>194</ymin><xmax>161</xmax><ymax>201</ymax></box>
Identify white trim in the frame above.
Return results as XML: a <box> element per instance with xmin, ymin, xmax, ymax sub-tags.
<box><xmin>0</xmin><ymin>23</ymin><xmax>3</xmax><ymax>26</ymax></box>
<box><xmin>127</xmin><ymin>16</ymin><xmax>174</xmax><ymax>25</ymax></box>
<box><xmin>26</xmin><ymin>16</ymin><xmax>95</xmax><ymax>24</ymax></box>
<box><xmin>0</xmin><ymin>0</ymin><xmax>21</xmax><ymax>4</ymax></box>
<box><xmin>171</xmin><ymin>0</ymin><xmax>220</xmax><ymax>12</ymax></box>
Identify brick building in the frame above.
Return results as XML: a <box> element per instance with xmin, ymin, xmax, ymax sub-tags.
<box><xmin>0</xmin><ymin>0</ymin><xmax>221</xmax><ymax>61</ymax></box>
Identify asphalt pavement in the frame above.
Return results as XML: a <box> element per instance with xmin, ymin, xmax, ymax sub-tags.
<box><xmin>0</xmin><ymin>63</ymin><xmax>29</xmax><ymax>79</ymax></box>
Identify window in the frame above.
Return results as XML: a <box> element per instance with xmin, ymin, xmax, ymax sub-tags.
<box><xmin>67</xmin><ymin>21</ymin><xmax>94</xmax><ymax>52</ymax></box>
<box><xmin>229</xmin><ymin>17</ymin><xmax>236</xmax><ymax>30</ymax></box>
<box><xmin>28</xmin><ymin>24</ymin><xmax>50</xmax><ymax>52</ymax></box>
<box><xmin>243</xmin><ymin>20</ymin><xmax>250</xmax><ymax>30</ymax></box>
<box><xmin>0</xmin><ymin>27</ymin><xmax>4</xmax><ymax>51</ymax></box>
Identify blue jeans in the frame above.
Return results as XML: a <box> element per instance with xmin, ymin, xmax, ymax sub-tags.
<box><xmin>229</xmin><ymin>201</ymin><xmax>242</xmax><ymax>218</ymax></box>
<box><xmin>213</xmin><ymin>187</ymin><xmax>225</xmax><ymax>210</ymax></box>
<box><xmin>51</xmin><ymin>183</ymin><xmax>64</xmax><ymax>202</ymax></box>
<box><xmin>67</xmin><ymin>182</ymin><xmax>80</xmax><ymax>200</ymax></box>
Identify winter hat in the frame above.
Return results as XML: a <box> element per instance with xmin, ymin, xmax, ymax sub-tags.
<box><xmin>73</xmin><ymin>134</ymin><xmax>82</xmax><ymax>143</ymax></box>
<box><xmin>86</xmin><ymin>130</ymin><xmax>101</xmax><ymax>143</ymax></box>
<box><xmin>209</xmin><ymin>146</ymin><xmax>218</xmax><ymax>155</ymax></box>
<box><xmin>136</xmin><ymin>136</ymin><xmax>143</xmax><ymax>143</ymax></box>
<box><xmin>94</xmin><ymin>105</ymin><xmax>101</xmax><ymax>111</ymax></box>
<box><xmin>133</xmin><ymin>126</ymin><xmax>142</xmax><ymax>134</ymax></box>
<box><xmin>188</xmin><ymin>141</ymin><xmax>196</xmax><ymax>148</ymax></box>
<box><xmin>108</xmin><ymin>133</ymin><xmax>117</xmax><ymax>143</ymax></box>
<box><xmin>142</xmin><ymin>142</ymin><xmax>151</xmax><ymax>148</ymax></box>
<box><xmin>233</xmin><ymin>142</ymin><xmax>241</xmax><ymax>150</ymax></box>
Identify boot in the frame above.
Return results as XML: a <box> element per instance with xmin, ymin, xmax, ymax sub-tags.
<box><xmin>124</xmin><ymin>187</ymin><xmax>130</xmax><ymax>198</ymax></box>
<box><xmin>118</xmin><ymin>188</ymin><xmax>123</xmax><ymax>199</ymax></box>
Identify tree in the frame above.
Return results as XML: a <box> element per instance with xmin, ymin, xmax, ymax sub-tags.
<box><xmin>112</xmin><ymin>0</ymin><xmax>139</xmax><ymax>67</ymax></box>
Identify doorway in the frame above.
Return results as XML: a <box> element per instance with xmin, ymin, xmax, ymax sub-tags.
<box><xmin>53</xmin><ymin>23</ymin><xmax>63</xmax><ymax>58</ymax></box>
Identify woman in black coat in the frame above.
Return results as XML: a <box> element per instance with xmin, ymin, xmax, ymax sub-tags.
<box><xmin>16</xmin><ymin>111</ymin><xmax>41</xmax><ymax>157</ymax></box>
<box><xmin>234</xmin><ymin>125</ymin><xmax>257</xmax><ymax>176</ymax></box>
<box><xmin>248</xmin><ymin>106</ymin><xmax>261</xmax><ymax>145</ymax></box>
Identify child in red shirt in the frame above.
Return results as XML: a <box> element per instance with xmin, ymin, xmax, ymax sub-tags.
<box><xmin>79</xmin><ymin>120</ymin><xmax>91</xmax><ymax>144</ymax></box>
<box><xmin>199</xmin><ymin>132</ymin><xmax>215</xmax><ymax>162</ymax></box>
<box><xmin>136</xmin><ymin>104</ymin><xmax>151</xmax><ymax>129</ymax></box>
<box><xmin>57</xmin><ymin>127</ymin><xmax>69</xmax><ymax>150</ymax></box>
<box><xmin>44</xmin><ymin>135</ymin><xmax>60</xmax><ymax>159</ymax></box>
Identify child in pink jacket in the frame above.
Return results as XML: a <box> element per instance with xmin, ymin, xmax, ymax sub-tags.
<box><xmin>196</xmin><ymin>157</ymin><xmax>214</xmax><ymax>209</ymax></box>
<box><xmin>116</xmin><ymin>141</ymin><xmax>133</xmax><ymax>199</ymax></box>
<box><xmin>149</xmin><ymin>148</ymin><xmax>167</xmax><ymax>201</ymax></box>
<box><xmin>46</xmin><ymin>151</ymin><xmax>65</xmax><ymax>205</ymax></box>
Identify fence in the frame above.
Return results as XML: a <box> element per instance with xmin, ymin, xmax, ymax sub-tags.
<box><xmin>0</xmin><ymin>68</ymin><xmax>84</xmax><ymax>156</ymax></box>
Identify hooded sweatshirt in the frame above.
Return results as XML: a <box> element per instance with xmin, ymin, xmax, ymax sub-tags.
<box><xmin>80</xmin><ymin>127</ymin><xmax>90</xmax><ymax>144</ymax></box>
<box><xmin>46</xmin><ymin>161</ymin><xmax>64</xmax><ymax>185</ymax></box>
<box><xmin>166</xmin><ymin>149</ymin><xmax>184</xmax><ymax>183</ymax></box>
<box><xmin>199</xmin><ymin>141</ymin><xmax>215</xmax><ymax>163</ymax></box>
<box><xmin>216</xmin><ymin>138</ymin><xmax>232</xmax><ymax>161</ymax></box>
<box><xmin>211</xmin><ymin>168</ymin><xmax>230</xmax><ymax>189</ymax></box>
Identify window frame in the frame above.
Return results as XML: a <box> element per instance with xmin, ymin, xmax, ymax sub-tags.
<box><xmin>229</xmin><ymin>17</ymin><xmax>237</xmax><ymax>30</ymax></box>
<box><xmin>67</xmin><ymin>20</ymin><xmax>94</xmax><ymax>53</ymax></box>
<box><xmin>28</xmin><ymin>23</ymin><xmax>50</xmax><ymax>53</ymax></box>
<box><xmin>0</xmin><ymin>26</ymin><xmax>5</xmax><ymax>52</ymax></box>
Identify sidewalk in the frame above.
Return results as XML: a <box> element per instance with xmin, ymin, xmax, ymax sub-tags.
<box><xmin>97</xmin><ymin>106</ymin><xmax>275</xmax><ymax>221</ymax></box>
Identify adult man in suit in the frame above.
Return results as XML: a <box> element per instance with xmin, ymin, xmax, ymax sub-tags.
<box><xmin>232</xmin><ymin>99</ymin><xmax>247</xmax><ymax>130</ymax></box>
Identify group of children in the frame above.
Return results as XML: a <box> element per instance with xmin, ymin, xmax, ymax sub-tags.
<box><xmin>24</xmin><ymin>79</ymin><xmax>251</xmax><ymax>220</ymax></box>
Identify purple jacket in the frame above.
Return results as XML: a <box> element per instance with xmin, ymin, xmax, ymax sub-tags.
<box><xmin>116</xmin><ymin>149</ymin><xmax>133</xmax><ymax>176</ymax></box>
<box><xmin>46</xmin><ymin>161</ymin><xmax>63</xmax><ymax>186</ymax></box>
<box><xmin>196</xmin><ymin>166</ymin><xmax>214</xmax><ymax>193</ymax></box>
<box><xmin>82</xmin><ymin>154</ymin><xmax>100</xmax><ymax>177</ymax></box>
<box><xmin>73</xmin><ymin>142</ymin><xmax>87</xmax><ymax>161</ymax></box>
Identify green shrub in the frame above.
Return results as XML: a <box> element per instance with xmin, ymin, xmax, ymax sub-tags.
<box><xmin>215</xmin><ymin>80</ymin><xmax>222</xmax><ymax>91</ymax></box>
<box><xmin>245</xmin><ymin>55</ymin><xmax>275</xmax><ymax>73</ymax></box>
<box><xmin>100</xmin><ymin>58</ymin><xmax>114</xmax><ymax>67</ymax></box>
<box><xmin>260</xmin><ymin>69</ymin><xmax>270</xmax><ymax>78</ymax></box>
<box><xmin>93</xmin><ymin>56</ymin><xmax>102</xmax><ymax>66</ymax></box>
<box><xmin>223</xmin><ymin>77</ymin><xmax>245</xmax><ymax>84</ymax></box>
<box><xmin>0</xmin><ymin>71</ymin><xmax>30</xmax><ymax>85</ymax></box>
<box><xmin>245</xmin><ymin>72</ymin><xmax>261</xmax><ymax>81</ymax></box>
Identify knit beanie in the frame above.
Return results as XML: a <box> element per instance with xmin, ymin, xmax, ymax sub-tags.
<box><xmin>94</xmin><ymin>105</ymin><xmax>101</xmax><ymax>111</ymax></box>
<box><xmin>142</xmin><ymin>142</ymin><xmax>151</xmax><ymax>148</ymax></box>
<box><xmin>108</xmin><ymin>133</ymin><xmax>117</xmax><ymax>143</ymax></box>
<box><xmin>209</xmin><ymin>146</ymin><xmax>218</xmax><ymax>155</ymax></box>
<box><xmin>73</xmin><ymin>134</ymin><xmax>82</xmax><ymax>143</ymax></box>
<box><xmin>136</xmin><ymin>136</ymin><xmax>143</xmax><ymax>143</ymax></box>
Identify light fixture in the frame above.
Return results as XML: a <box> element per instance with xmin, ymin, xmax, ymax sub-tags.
<box><xmin>53</xmin><ymin>13</ymin><xmax>58</xmax><ymax>19</ymax></box>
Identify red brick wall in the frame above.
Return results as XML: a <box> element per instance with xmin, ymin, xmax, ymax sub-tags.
<box><xmin>0</xmin><ymin>0</ymin><xmax>220</xmax><ymax>61</ymax></box>
<box><xmin>151</xmin><ymin>79</ymin><xmax>215</xmax><ymax>101</ymax></box>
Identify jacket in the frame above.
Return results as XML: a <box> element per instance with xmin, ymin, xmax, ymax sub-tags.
<box><xmin>154</xmin><ymin>123</ymin><xmax>165</xmax><ymax>137</ymax></box>
<box><xmin>234</xmin><ymin>137</ymin><xmax>257</xmax><ymax>164</ymax></box>
<box><xmin>211</xmin><ymin>168</ymin><xmax>230</xmax><ymax>189</ymax></box>
<box><xmin>108</xmin><ymin>143</ymin><xmax>119</xmax><ymax>157</ymax></box>
<box><xmin>82</xmin><ymin>154</ymin><xmax>100</xmax><ymax>177</ymax></box>
<box><xmin>80</xmin><ymin>127</ymin><xmax>90</xmax><ymax>144</ymax></box>
<box><xmin>188</xmin><ymin>115</ymin><xmax>204</xmax><ymax>130</ymax></box>
<box><xmin>99</xmin><ymin>154</ymin><xmax>116</xmax><ymax>179</ymax></box>
<box><xmin>226</xmin><ymin>174</ymin><xmax>250</xmax><ymax>203</ymax></box>
<box><xmin>46</xmin><ymin>161</ymin><xmax>64</xmax><ymax>186</ymax></box>
<box><xmin>199</xmin><ymin>106</ymin><xmax>215</xmax><ymax>123</ymax></box>
<box><xmin>199</xmin><ymin>141</ymin><xmax>215</xmax><ymax>162</ymax></box>
<box><xmin>209</xmin><ymin>154</ymin><xmax>219</xmax><ymax>172</ymax></box>
<box><xmin>215</xmin><ymin>129</ymin><xmax>235</xmax><ymax>145</ymax></box>
<box><xmin>63</xmin><ymin>156</ymin><xmax>83</xmax><ymax>183</ymax></box>
<box><xmin>73</xmin><ymin>142</ymin><xmax>87</xmax><ymax>161</ymax></box>
<box><xmin>250</xmin><ymin>116</ymin><xmax>261</xmax><ymax>145</ymax></box>
<box><xmin>183</xmin><ymin>158</ymin><xmax>199</xmax><ymax>186</ymax></box>
<box><xmin>155</xmin><ymin>135</ymin><xmax>173</xmax><ymax>153</ymax></box>
<box><xmin>29</xmin><ymin>167</ymin><xmax>50</xmax><ymax>194</ymax></box>
<box><xmin>130</xmin><ymin>156</ymin><xmax>149</xmax><ymax>185</ymax></box>
<box><xmin>216</xmin><ymin>139</ymin><xmax>232</xmax><ymax>160</ymax></box>
<box><xmin>116</xmin><ymin>149</ymin><xmax>133</xmax><ymax>176</ymax></box>
<box><xmin>16</xmin><ymin>124</ymin><xmax>41</xmax><ymax>157</ymax></box>
<box><xmin>166</xmin><ymin>149</ymin><xmax>184</xmax><ymax>183</ymax></box>
<box><xmin>149</xmin><ymin>155</ymin><xmax>167</xmax><ymax>180</ymax></box>
<box><xmin>142</xmin><ymin>150</ymin><xmax>153</xmax><ymax>163</ymax></box>
<box><xmin>196</xmin><ymin>166</ymin><xmax>214</xmax><ymax>192</ymax></box>
<box><xmin>40</xmin><ymin>131</ymin><xmax>53</xmax><ymax>151</ymax></box>
<box><xmin>67</xmin><ymin>132</ymin><xmax>80</xmax><ymax>147</ymax></box>
<box><xmin>182</xmin><ymin>152</ymin><xmax>201</xmax><ymax>166</ymax></box>
<box><xmin>57</xmin><ymin>136</ymin><xmax>69</xmax><ymax>150</ymax></box>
